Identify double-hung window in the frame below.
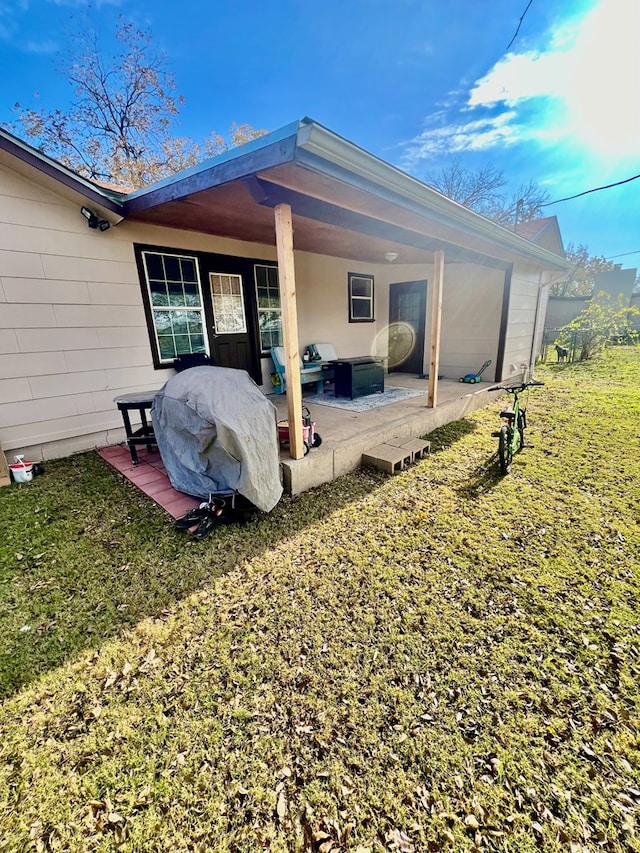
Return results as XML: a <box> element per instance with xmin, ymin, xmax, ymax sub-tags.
<box><xmin>255</xmin><ymin>264</ymin><xmax>282</xmax><ymax>352</ymax></box>
<box><xmin>141</xmin><ymin>251</ymin><xmax>206</xmax><ymax>364</ymax></box>
<box><xmin>348</xmin><ymin>272</ymin><xmax>375</xmax><ymax>322</ymax></box>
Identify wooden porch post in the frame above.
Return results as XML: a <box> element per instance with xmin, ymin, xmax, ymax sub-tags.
<box><xmin>427</xmin><ymin>250</ymin><xmax>444</xmax><ymax>408</ymax></box>
<box><xmin>273</xmin><ymin>203</ymin><xmax>305</xmax><ymax>459</ymax></box>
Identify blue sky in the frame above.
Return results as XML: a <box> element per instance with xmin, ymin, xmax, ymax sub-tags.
<box><xmin>1</xmin><ymin>0</ymin><xmax>639</xmax><ymax>266</ymax></box>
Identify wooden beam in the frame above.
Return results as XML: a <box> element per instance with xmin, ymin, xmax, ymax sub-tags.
<box><xmin>253</xmin><ymin>176</ymin><xmax>512</xmax><ymax>269</ymax></box>
<box><xmin>427</xmin><ymin>250</ymin><xmax>444</xmax><ymax>408</ymax></box>
<box><xmin>274</xmin><ymin>203</ymin><xmax>305</xmax><ymax>459</ymax></box>
<box><xmin>0</xmin><ymin>446</ymin><xmax>10</xmax><ymax>488</ymax></box>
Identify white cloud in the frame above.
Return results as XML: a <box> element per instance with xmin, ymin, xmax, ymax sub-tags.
<box><xmin>402</xmin><ymin>112</ymin><xmax>523</xmax><ymax>168</ymax></box>
<box><xmin>24</xmin><ymin>39</ymin><xmax>59</xmax><ymax>54</ymax></box>
<box><xmin>0</xmin><ymin>0</ymin><xmax>29</xmax><ymax>41</ymax></box>
<box><xmin>405</xmin><ymin>0</ymin><xmax>640</xmax><ymax>165</ymax></box>
<box><xmin>468</xmin><ymin>50</ymin><xmax>565</xmax><ymax>107</ymax></box>
<box><xmin>470</xmin><ymin>0</ymin><xmax>640</xmax><ymax>159</ymax></box>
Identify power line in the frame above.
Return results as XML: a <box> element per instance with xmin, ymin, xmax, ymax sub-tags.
<box><xmin>606</xmin><ymin>249</ymin><xmax>640</xmax><ymax>259</ymax></box>
<box><xmin>506</xmin><ymin>0</ymin><xmax>535</xmax><ymax>51</ymax></box>
<box><xmin>541</xmin><ymin>172</ymin><xmax>640</xmax><ymax>206</ymax></box>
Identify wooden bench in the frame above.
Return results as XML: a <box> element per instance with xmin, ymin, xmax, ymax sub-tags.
<box><xmin>270</xmin><ymin>346</ymin><xmax>324</xmax><ymax>395</ymax></box>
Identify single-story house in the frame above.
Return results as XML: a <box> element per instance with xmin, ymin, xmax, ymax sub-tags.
<box><xmin>0</xmin><ymin>117</ymin><xmax>571</xmax><ymax>480</ymax></box>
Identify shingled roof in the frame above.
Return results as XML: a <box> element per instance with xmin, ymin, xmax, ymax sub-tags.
<box><xmin>512</xmin><ymin>216</ymin><xmax>565</xmax><ymax>257</ymax></box>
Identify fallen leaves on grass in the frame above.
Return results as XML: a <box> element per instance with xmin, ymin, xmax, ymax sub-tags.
<box><xmin>1</xmin><ymin>348</ymin><xmax>640</xmax><ymax>852</ymax></box>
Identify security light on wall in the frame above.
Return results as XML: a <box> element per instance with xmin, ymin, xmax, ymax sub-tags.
<box><xmin>80</xmin><ymin>205</ymin><xmax>110</xmax><ymax>232</ymax></box>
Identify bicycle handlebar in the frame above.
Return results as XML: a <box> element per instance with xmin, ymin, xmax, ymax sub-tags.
<box><xmin>489</xmin><ymin>380</ymin><xmax>545</xmax><ymax>393</ymax></box>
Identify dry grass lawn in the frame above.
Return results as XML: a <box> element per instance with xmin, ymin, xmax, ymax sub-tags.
<box><xmin>1</xmin><ymin>347</ymin><xmax>639</xmax><ymax>852</ymax></box>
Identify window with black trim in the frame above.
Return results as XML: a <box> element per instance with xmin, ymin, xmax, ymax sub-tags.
<box><xmin>140</xmin><ymin>250</ymin><xmax>207</xmax><ymax>364</ymax></box>
<box><xmin>255</xmin><ymin>264</ymin><xmax>282</xmax><ymax>352</ymax></box>
<box><xmin>348</xmin><ymin>272</ymin><xmax>375</xmax><ymax>322</ymax></box>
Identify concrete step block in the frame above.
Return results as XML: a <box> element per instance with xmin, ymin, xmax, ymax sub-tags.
<box><xmin>402</xmin><ymin>438</ymin><xmax>431</xmax><ymax>460</ymax></box>
<box><xmin>362</xmin><ymin>444</ymin><xmax>412</xmax><ymax>475</ymax></box>
<box><xmin>386</xmin><ymin>437</ymin><xmax>431</xmax><ymax>462</ymax></box>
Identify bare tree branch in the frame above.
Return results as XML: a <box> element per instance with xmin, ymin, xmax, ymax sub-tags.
<box><xmin>426</xmin><ymin>159</ymin><xmax>549</xmax><ymax>225</ymax></box>
<box><xmin>9</xmin><ymin>15</ymin><xmax>267</xmax><ymax>188</ymax></box>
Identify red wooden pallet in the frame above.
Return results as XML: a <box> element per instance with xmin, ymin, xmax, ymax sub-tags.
<box><xmin>96</xmin><ymin>446</ymin><xmax>200</xmax><ymax>519</ymax></box>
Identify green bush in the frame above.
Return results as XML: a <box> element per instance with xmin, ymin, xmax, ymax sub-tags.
<box><xmin>556</xmin><ymin>291</ymin><xmax>639</xmax><ymax>360</ymax></box>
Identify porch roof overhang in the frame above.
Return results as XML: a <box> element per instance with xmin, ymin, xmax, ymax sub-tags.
<box><xmin>124</xmin><ymin>117</ymin><xmax>572</xmax><ymax>274</ymax></box>
<box><xmin>0</xmin><ymin>126</ymin><xmax>126</xmax><ymax>214</ymax></box>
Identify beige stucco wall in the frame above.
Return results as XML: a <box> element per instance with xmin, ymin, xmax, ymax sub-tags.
<box><xmin>295</xmin><ymin>253</ymin><xmax>391</xmax><ymax>360</ymax></box>
<box><xmin>261</xmin><ymin>253</ymin><xmax>393</xmax><ymax>387</ymax></box>
<box><xmin>439</xmin><ymin>263</ymin><xmax>504</xmax><ymax>380</ymax></box>
<box><xmin>368</xmin><ymin>261</ymin><xmax>504</xmax><ymax>381</ymax></box>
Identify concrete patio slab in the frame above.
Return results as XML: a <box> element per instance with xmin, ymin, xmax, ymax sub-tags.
<box><xmin>274</xmin><ymin>376</ymin><xmax>497</xmax><ymax>495</ymax></box>
<box><xmin>97</xmin><ymin>376</ymin><xmax>499</xmax><ymax>502</ymax></box>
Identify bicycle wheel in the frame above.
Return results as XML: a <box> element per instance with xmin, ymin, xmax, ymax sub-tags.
<box><xmin>498</xmin><ymin>425</ymin><xmax>513</xmax><ymax>474</ymax></box>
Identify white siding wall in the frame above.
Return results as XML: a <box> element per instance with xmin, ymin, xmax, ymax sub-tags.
<box><xmin>531</xmin><ymin>278</ymin><xmax>550</xmax><ymax>360</ymax></box>
<box><xmin>0</xmin><ymin>164</ymin><xmax>274</xmax><ymax>461</ymax></box>
<box><xmin>0</xmin><ymin>159</ymin><xmax>551</xmax><ymax>461</ymax></box>
<box><xmin>501</xmin><ymin>262</ymin><xmax>541</xmax><ymax>379</ymax></box>
<box><xmin>0</xmin><ymin>166</ymin><xmax>149</xmax><ymax>460</ymax></box>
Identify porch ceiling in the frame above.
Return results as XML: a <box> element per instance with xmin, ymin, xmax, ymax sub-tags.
<box><xmin>126</xmin><ymin>176</ymin><xmax>440</xmax><ymax>265</ymax></box>
<box><xmin>122</xmin><ymin>118</ymin><xmax>571</xmax><ymax>273</ymax></box>
<box><xmin>126</xmin><ymin>164</ymin><xmax>511</xmax><ymax>268</ymax></box>
<box><xmin>1</xmin><ymin>119</ymin><xmax>571</xmax><ymax>273</ymax></box>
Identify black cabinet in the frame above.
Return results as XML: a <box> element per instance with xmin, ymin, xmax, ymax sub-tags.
<box><xmin>331</xmin><ymin>358</ymin><xmax>384</xmax><ymax>399</ymax></box>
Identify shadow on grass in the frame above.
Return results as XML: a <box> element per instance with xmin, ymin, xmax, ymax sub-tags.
<box><xmin>456</xmin><ymin>453</ymin><xmax>506</xmax><ymax>497</ymax></box>
<box><xmin>424</xmin><ymin>418</ymin><xmax>477</xmax><ymax>452</ymax></box>
<box><xmin>424</xmin><ymin>419</ymin><xmax>509</xmax><ymax>497</ymax></box>
<box><xmin>0</xmin><ymin>451</ymin><xmax>387</xmax><ymax>700</ymax></box>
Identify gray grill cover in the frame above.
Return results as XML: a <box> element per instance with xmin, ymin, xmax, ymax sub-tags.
<box><xmin>151</xmin><ymin>366</ymin><xmax>282</xmax><ymax>512</ymax></box>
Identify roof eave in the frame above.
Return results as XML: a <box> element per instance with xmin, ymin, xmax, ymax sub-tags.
<box><xmin>296</xmin><ymin>121</ymin><xmax>572</xmax><ymax>272</ymax></box>
<box><xmin>124</xmin><ymin>120</ymin><xmax>302</xmax><ymax>214</ymax></box>
<box><xmin>0</xmin><ymin>126</ymin><xmax>125</xmax><ymax>213</ymax></box>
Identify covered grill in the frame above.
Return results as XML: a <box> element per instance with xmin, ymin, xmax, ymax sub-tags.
<box><xmin>151</xmin><ymin>366</ymin><xmax>282</xmax><ymax>512</ymax></box>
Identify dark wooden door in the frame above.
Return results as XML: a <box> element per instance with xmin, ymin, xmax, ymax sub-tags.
<box><xmin>207</xmin><ymin>272</ymin><xmax>252</xmax><ymax>373</ymax></box>
<box><xmin>388</xmin><ymin>280</ymin><xmax>427</xmax><ymax>374</ymax></box>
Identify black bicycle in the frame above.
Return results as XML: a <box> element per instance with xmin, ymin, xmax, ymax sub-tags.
<box><xmin>489</xmin><ymin>380</ymin><xmax>544</xmax><ymax>474</ymax></box>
